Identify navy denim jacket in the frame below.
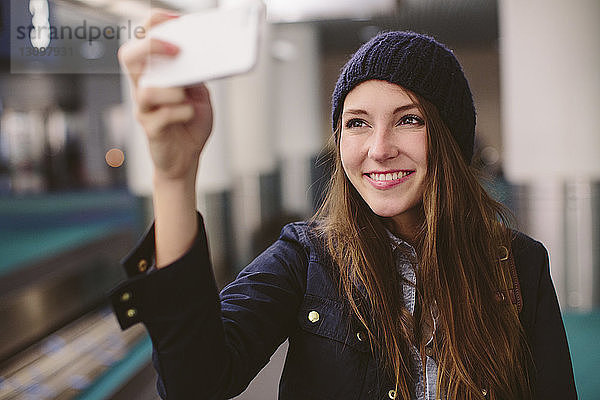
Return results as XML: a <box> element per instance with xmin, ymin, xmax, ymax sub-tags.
<box><xmin>110</xmin><ymin>213</ymin><xmax>577</xmax><ymax>399</ymax></box>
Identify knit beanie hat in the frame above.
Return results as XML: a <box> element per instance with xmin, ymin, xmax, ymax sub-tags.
<box><xmin>331</xmin><ymin>31</ymin><xmax>476</xmax><ymax>163</ymax></box>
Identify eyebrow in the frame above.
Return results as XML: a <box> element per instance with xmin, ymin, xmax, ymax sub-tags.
<box><xmin>342</xmin><ymin>103</ymin><xmax>420</xmax><ymax>117</ymax></box>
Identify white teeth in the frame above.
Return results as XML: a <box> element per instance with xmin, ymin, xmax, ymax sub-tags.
<box><xmin>369</xmin><ymin>171</ymin><xmax>412</xmax><ymax>181</ymax></box>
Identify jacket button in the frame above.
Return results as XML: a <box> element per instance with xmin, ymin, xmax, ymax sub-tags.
<box><xmin>481</xmin><ymin>388</ymin><xmax>488</xmax><ymax>397</ymax></box>
<box><xmin>388</xmin><ymin>389</ymin><xmax>397</xmax><ymax>399</ymax></box>
<box><xmin>137</xmin><ymin>259</ymin><xmax>148</xmax><ymax>273</ymax></box>
<box><xmin>126</xmin><ymin>308</ymin><xmax>137</xmax><ymax>318</ymax></box>
<box><xmin>120</xmin><ymin>292</ymin><xmax>131</xmax><ymax>302</ymax></box>
<box><xmin>495</xmin><ymin>291</ymin><xmax>506</xmax><ymax>302</ymax></box>
<box><xmin>308</xmin><ymin>311</ymin><xmax>320</xmax><ymax>323</ymax></box>
<box><xmin>499</xmin><ymin>245</ymin><xmax>509</xmax><ymax>261</ymax></box>
<box><xmin>356</xmin><ymin>331</ymin><xmax>363</xmax><ymax>341</ymax></box>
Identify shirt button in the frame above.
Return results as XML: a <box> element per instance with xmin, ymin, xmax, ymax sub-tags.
<box><xmin>308</xmin><ymin>311</ymin><xmax>320</xmax><ymax>323</ymax></box>
<box><xmin>388</xmin><ymin>389</ymin><xmax>397</xmax><ymax>399</ymax></box>
<box><xmin>120</xmin><ymin>292</ymin><xmax>131</xmax><ymax>302</ymax></box>
<box><xmin>126</xmin><ymin>308</ymin><xmax>137</xmax><ymax>318</ymax></box>
<box><xmin>425</xmin><ymin>346</ymin><xmax>434</xmax><ymax>357</ymax></box>
<box><xmin>137</xmin><ymin>259</ymin><xmax>148</xmax><ymax>273</ymax></box>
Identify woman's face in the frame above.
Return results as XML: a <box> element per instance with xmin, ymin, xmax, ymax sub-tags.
<box><xmin>340</xmin><ymin>80</ymin><xmax>427</xmax><ymax>230</ymax></box>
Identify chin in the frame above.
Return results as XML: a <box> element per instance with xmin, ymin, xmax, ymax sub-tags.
<box><xmin>367</xmin><ymin>200</ymin><xmax>422</xmax><ymax>221</ymax></box>
<box><xmin>368</xmin><ymin>204</ymin><xmax>408</xmax><ymax>218</ymax></box>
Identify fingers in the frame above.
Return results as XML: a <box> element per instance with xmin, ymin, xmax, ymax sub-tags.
<box><xmin>137</xmin><ymin>87</ymin><xmax>188</xmax><ymax>112</ymax></box>
<box><xmin>118</xmin><ymin>9</ymin><xmax>180</xmax><ymax>86</ymax></box>
<box><xmin>135</xmin><ymin>86</ymin><xmax>193</xmax><ymax>133</ymax></box>
<box><xmin>139</xmin><ymin>103</ymin><xmax>196</xmax><ymax>137</ymax></box>
<box><xmin>186</xmin><ymin>84</ymin><xmax>210</xmax><ymax>102</ymax></box>
<box><xmin>142</xmin><ymin>9</ymin><xmax>181</xmax><ymax>33</ymax></box>
<box><xmin>119</xmin><ymin>38</ymin><xmax>179</xmax><ymax>86</ymax></box>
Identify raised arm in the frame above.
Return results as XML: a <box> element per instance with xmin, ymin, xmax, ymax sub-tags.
<box><xmin>118</xmin><ymin>9</ymin><xmax>213</xmax><ymax>267</ymax></box>
<box><xmin>112</xmin><ymin>11</ymin><xmax>308</xmax><ymax>399</ymax></box>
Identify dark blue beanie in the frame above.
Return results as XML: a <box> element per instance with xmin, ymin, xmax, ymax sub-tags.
<box><xmin>331</xmin><ymin>31</ymin><xmax>476</xmax><ymax>163</ymax></box>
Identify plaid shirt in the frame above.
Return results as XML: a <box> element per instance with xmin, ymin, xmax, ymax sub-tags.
<box><xmin>388</xmin><ymin>232</ymin><xmax>438</xmax><ymax>400</ymax></box>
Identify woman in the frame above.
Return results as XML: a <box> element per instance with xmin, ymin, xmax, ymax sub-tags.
<box><xmin>111</xmin><ymin>10</ymin><xmax>577</xmax><ymax>399</ymax></box>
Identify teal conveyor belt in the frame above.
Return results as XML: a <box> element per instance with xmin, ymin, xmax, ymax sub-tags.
<box><xmin>76</xmin><ymin>335</ymin><xmax>153</xmax><ymax>400</ymax></box>
<box><xmin>0</xmin><ymin>189</ymin><xmax>140</xmax><ymax>277</ymax></box>
<box><xmin>0</xmin><ymin>222</ymin><xmax>124</xmax><ymax>277</ymax></box>
<box><xmin>563</xmin><ymin>312</ymin><xmax>600</xmax><ymax>400</ymax></box>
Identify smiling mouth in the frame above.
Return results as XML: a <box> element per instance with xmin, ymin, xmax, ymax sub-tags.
<box><xmin>366</xmin><ymin>171</ymin><xmax>414</xmax><ymax>181</ymax></box>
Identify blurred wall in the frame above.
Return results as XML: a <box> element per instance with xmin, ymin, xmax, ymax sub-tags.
<box><xmin>500</xmin><ymin>0</ymin><xmax>600</xmax><ymax>310</ymax></box>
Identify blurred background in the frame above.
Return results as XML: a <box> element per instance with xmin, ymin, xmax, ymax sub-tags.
<box><xmin>0</xmin><ymin>0</ymin><xmax>598</xmax><ymax>399</ymax></box>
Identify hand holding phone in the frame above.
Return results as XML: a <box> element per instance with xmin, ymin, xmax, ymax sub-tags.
<box><xmin>140</xmin><ymin>0</ymin><xmax>266</xmax><ymax>88</ymax></box>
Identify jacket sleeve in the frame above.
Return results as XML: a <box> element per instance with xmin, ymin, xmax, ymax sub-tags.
<box><xmin>525</xmin><ymin>241</ymin><xmax>577</xmax><ymax>399</ymax></box>
<box><xmin>110</xmin><ymin>213</ymin><xmax>308</xmax><ymax>399</ymax></box>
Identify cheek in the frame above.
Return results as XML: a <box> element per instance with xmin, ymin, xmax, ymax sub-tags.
<box><xmin>339</xmin><ymin>138</ymin><xmax>361</xmax><ymax>173</ymax></box>
<box><xmin>412</xmin><ymin>132</ymin><xmax>428</xmax><ymax>168</ymax></box>
<box><xmin>339</xmin><ymin>140</ymin><xmax>351</xmax><ymax>174</ymax></box>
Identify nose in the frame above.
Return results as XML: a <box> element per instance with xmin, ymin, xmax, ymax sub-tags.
<box><xmin>367</xmin><ymin>127</ymin><xmax>398</xmax><ymax>162</ymax></box>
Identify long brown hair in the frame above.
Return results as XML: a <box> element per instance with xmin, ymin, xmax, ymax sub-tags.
<box><xmin>312</xmin><ymin>91</ymin><xmax>534</xmax><ymax>399</ymax></box>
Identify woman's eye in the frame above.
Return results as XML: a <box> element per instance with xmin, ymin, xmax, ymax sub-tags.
<box><xmin>345</xmin><ymin>119</ymin><xmax>367</xmax><ymax>129</ymax></box>
<box><xmin>398</xmin><ymin>114</ymin><xmax>425</xmax><ymax>126</ymax></box>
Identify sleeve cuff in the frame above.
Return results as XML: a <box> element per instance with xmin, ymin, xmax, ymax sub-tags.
<box><xmin>110</xmin><ymin>212</ymin><xmax>214</xmax><ymax>330</ymax></box>
<box><xmin>119</xmin><ymin>217</ymin><xmax>157</xmax><ymax>278</ymax></box>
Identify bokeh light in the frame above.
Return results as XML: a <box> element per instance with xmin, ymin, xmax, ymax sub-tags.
<box><xmin>105</xmin><ymin>148</ymin><xmax>124</xmax><ymax>168</ymax></box>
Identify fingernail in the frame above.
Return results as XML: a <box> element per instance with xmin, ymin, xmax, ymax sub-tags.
<box><xmin>164</xmin><ymin>42</ymin><xmax>179</xmax><ymax>53</ymax></box>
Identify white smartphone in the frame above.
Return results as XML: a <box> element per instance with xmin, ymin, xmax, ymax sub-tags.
<box><xmin>139</xmin><ymin>0</ymin><xmax>266</xmax><ymax>88</ymax></box>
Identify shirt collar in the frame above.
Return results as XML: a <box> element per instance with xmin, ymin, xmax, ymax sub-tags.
<box><xmin>386</xmin><ymin>229</ymin><xmax>417</xmax><ymax>258</ymax></box>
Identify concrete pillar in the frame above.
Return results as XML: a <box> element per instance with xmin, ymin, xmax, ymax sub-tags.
<box><xmin>271</xmin><ymin>23</ymin><xmax>322</xmax><ymax>216</ymax></box>
<box><xmin>226</xmin><ymin>24</ymin><xmax>276</xmax><ymax>267</ymax></box>
<box><xmin>527</xmin><ymin>181</ymin><xmax>567</xmax><ymax>306</ymax></box>
<box><xmin>499</xmin><ymin>0</ymin><xmax>600</xmax><ymax>310</ymax></box>
<box><xmin>565</xmin><ymin>180</ymin><xmax>596</xmax><ymax>309</ymax></box>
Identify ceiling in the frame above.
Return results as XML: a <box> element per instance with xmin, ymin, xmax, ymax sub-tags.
<box><xmin>54</xmin><ymin>0</ymin><xmax>498</xmax><ymax>51</ymax></box>
<box><xmin>318</xmin><ymin>0</ymin><xmax>498</xmax><ymax>53</ymax></box>
<box><xmin>56</xmin><ymin>0</ymin><xmax>394</xmax><ymax>20</ymax></box>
